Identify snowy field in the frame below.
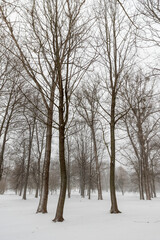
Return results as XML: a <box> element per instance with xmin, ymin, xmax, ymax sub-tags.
<box><xmin>0</xmin><ymin>192</ymin><xmax>160</xmax><ymax>240</ymax></box>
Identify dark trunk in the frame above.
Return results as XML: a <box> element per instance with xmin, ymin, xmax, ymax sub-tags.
<box><xmin>35</xmin><ymin>154</ymin><xmax>41</xmax><ymax>198</ymax></box>
<box><xmin>53</xmin><ymin>84</ymin><xmax>67</xmax><ymax>222</ymax></box>
<box><xmin>80</xmin><ymin>170</ymin><xmax>85</xmax><ymax>198</ymax></box>
<box><xmin>53</xmin><ymin>120</ymin><xmax>67</xmax><ymax>222</ymax></box>
<box><xmin>37</xmin><ymin>107</ymin><xmax>53</xmax><ymax>213</ymax></box>
<box><xmin>151</xmin><ymin>160</ymin><xmax>156</xmax><ymax>197</ymax></box>
<box><xmin>0</xmin><ymin>112</ymin><xmax>12</xmax><ymax>181</ymax></box>
<box><xmin>110</xmin><ymin>94</ymin><xmax>121</xmax><ymax>213</ymax></box>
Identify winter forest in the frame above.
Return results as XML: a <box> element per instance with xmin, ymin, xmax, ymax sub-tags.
<box><xmin>0</xmin><ymin>0</ymin><xmax>160</xmax><ymax>239</ymax></box>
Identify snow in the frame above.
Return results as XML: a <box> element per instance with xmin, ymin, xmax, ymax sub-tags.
<box><xmin>0</xmin><ymin>192</ymin><xmax>160</xmax><ymax>240</ymax></box>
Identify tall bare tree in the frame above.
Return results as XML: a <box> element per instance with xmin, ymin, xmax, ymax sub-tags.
<box><xmin>0</xmin><ymin>0</ymin><xmax>91</xmax><ymax>220</ymax></box>
<box><xmin>95</xmin><ymin>0</ymin><xmax>136</xmax><ymax>213</ymax></box>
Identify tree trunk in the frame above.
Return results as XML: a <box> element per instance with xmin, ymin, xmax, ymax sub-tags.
<box><xmin>143</xmin><ymin>156</ymin><xmax>151</xmax><ymax>200</ymax></box>
<box><xmin>19</xmin><ymin>142</ymin><xmax>26</xmax><ymax>197</ymax></box>
<box><xmin>91</xmin><ymin>127</ymin><xmax>103</xmax><ymax>200</ymax></box>
<box><xmin>53</xmin><ymin>87</ymin><xmax>67</xmax><ymax>222</ymax></box>
<box><xmin>35</xmin><ymin>154</ymin><xmax>41</xmax><ymax>198</ymax></box>
<box><xmin>110</xmin><ymin>95</ymin><xmax>121</xmax><ymax>213</ymax></box>
<box><xmin>150</xmin><ymin>159</ymin><xmax>156</xmax><ymax>197</ymax></box>
<box><xmin>138</xmin><ymin>125</ymin><xmax>151</xmax><ymax>200</ymax></box>
<box><xmin>36</xmin><ymin>107</ymin><xmax>53</xmax><ymax>213</ymax></box>
<box><xmin>0</xmin><ymin>112</ymin><xmax>12</xmax><ymax>181</ymax></box>
<box><xmin>88</xmin><ymin>142</ymin><xmax>92</xmax><ymax>200</ymax></box>
<box><xmin>22</xmin><ymin>145</ymin><xmax>31</xmax><ymax>200</ymax></box>
<box><xmin>139</xmin><ymin>158</ymin><xmax>145</xmax><ymax>200</ymax></box>
<box><xmin>66</xmin><ymin>137</ymin><xmax>71</xmax><ymax>198</ymax></box>
<box><xmin>80</xmin><ymin>168</ymin><xmax>85</xmax><ymax>198</ymax></box>
<box><xmin>23</xmin><ymin>119</ymin><xmax>35</xmax><ymax>200</ymax></box>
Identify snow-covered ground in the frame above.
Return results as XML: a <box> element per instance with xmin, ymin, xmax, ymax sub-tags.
<box><xmin>0</xmin><ymin>192</ymin><xmax>160</xmax><ymax>240</ymax></box>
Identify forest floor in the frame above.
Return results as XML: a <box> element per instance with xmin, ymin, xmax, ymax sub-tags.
<box><xmin>0</xmin><ymin>191</ymin><xmax>160</xmax><ymax>240</ymax></box>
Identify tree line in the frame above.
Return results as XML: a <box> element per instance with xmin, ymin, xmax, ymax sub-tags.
<box><xmin>0</xmin><ymin>0</ymin><xmax>160</xmax><ymax>222</ymax></box>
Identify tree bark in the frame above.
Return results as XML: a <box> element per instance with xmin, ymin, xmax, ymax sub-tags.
<box><xmin>110</xmin><ymin>94</ymin><xmax>121</xmax><ymax>213</ymax></box>
<box><xmin>53</xmin><ymin>83</ymin><xmax>67</xmax><ymax>222</ymax></box>
<box><xmin>35</xmin><ymin>155</ymin><xmax>41</xmax><ymax>198</ymax></box>
<box><xmin>0</xmin><ymin>108</ymin><xmax>13</xmax><ymax>181</ymax></box>
<box><xmin>138</xmin><ymin>123</ymin><xmax>151</xmax><ymax>200</ymax></box>
<box><xmin>37</xmin><ymin>107</ymin><xmax>53</xmax><ymax>213</ymax></box>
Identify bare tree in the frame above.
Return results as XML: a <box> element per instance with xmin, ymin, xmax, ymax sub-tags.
<box><xmin>122</xmin><ymin>71</ymin><xmax>159</xmax><ymax>200</ymax></box>
<box><xmin>138</xmin><ymin>0</ymin><xmax>160</xmax><ymax>71</ymax></box>
<box><xmin>34</xmin><ymin>121</ymin><xmax>45</xmax><ymax>198</ymax></box>
<box><xmin>0</xmin><ymin>0</ymin><xmax>91</xmax><ymax>220</ymax></box>
<box><xmin>94</xmin><ymin>0</ymin><xmax>136</xmax><ymax>213</ymax></box>
<box><xmin>116</xmin><ymin>166</ymin><xmax>129</xmax><ymax>195</ymax></box>
<box><xmin>75</xmin><ymin>81</ymin><xmax>103</xmax><ymax>200</ymax></box>
<box><xmin>73</xmin><ymin>122</ymin><xmax>90</xmax><ymax>198</ymax></box>
<box><xmin>22</xmin><ymin>99</ymin><xmax>37</xmax><ymax>200</ymax></box>
<box><xmin>0</xmin><ymin>75</ymin><xmax>23</xmax><ymax>180</ymax></box>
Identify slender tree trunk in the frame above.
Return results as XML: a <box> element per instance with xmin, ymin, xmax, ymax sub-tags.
<box><xmin>22</xmin><ymin>141</ymin><xmax>31</xmax><ymax>200</ymax></box>
<box><xmin>66</xmin><ymin>137</ymin><xmax>71</xmax><ymax>198</ymax></box>
<box><xmin>139</xmin><ymin>158</ymin><xmax>145</xmax><ymax>200</ymax></box>
<box><xmin>36</xmin><ymin>68</ymin><xmax>56</xmax><ymax>212</ymax></box>
<box><xmin>35</xmin><ymin>124</ymin><xmax>45</xmax><ymax>198</ymax></box>
<box><xmin>23</xmin><ymin>119</ymin><xmax>36</xmax><ymax>200</ymax></box>
<box><xmin>80</xmin><ymin>167</ymin><xmax>85</xmax><ymax>198</ymax></box>
<box><xmin>35</xmin><ymin>156</ymin><xmax>41</xmax><ymax>198</ymax></box>
<box><xmin>150</xmin><ymin>159</ymin><xmax>156</xmax><ymax>197</ymax></box>
<box><xmin>88</xmin><ymin>140</ymin><xmax>92</xmax><ymax>200</ymax></box>
<box><xmin>152</xmin><ymin>178</ymin><xmax>156</xmax><ymax>198</ymax></box>
<box><xmin>53</xmin><ymin>86</ymin><xmax>67</xmax><ymax>222</ymax></box>
<box><xmin>91</xmin><ymin>127</ymin><xmax>103</xmax><ymax>200</ymax></box>
<box><xmin>19</xmin><ymin>142</ymin><xmax>26</xmax><ymax>196</ymax></box>
<box><xmin>37</xmin><ymin>107</ymin><xmax>53</xmax><ymax>213</ymax></box>
<box><xmin>110</xmin><ymin>95</ymin><xmax>121</xmax><ymax>213</ymax></box>
<box><xmin>0</xmin><ymin>112</ymin><xmax>12</xmax><ymax>181</ymax></box>
<box><xmin>35</xmin><ymin>140</ymin><xmax>43</xmax><ymax>199</ymax></box>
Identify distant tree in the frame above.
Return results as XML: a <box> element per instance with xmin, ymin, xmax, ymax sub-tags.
<box><xmin>75</xmin><ymin>81</ymin><xmax>103</xmax><ymax>200</ymax></box>
<box><xmin>116</xmin><ymin>166</ymin><xmax>129</xmax><ymax>195</ymax></box>
<box><xmin>73</xmin><ymin>123</ymin><xmax>90</xmax><ymax>198</ymax></box>
<box><xmin>122</xmin><ymin>71</ymin><xmax>159</xmax><ymax>200</ymax></box>
<box><xmin>0</xmin><ymin>73</ymin><xmax>23</xmax><ymax>180</ymax></box>
<box><xmin>22</xmin><ymin>100</ymin><xmax>37</xmax><ymax>200</ymax></box>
